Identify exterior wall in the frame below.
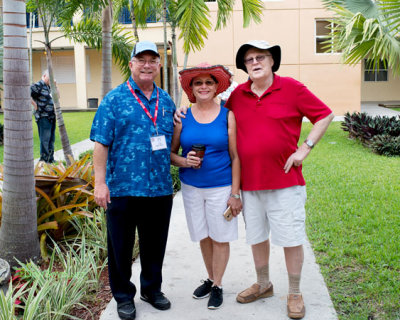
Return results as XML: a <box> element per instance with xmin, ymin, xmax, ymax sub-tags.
<box><xmin>361</xmin><ymin>67</ymin><xmax>400</xmax><ymax>102</ymax></box>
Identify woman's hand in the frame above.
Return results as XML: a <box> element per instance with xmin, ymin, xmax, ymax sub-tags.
<box><xmin>185</xmin><ymin>150</ymin><xmax>201</xmax><ymax>168</ymax></box>
<box><xmin>227</xmin><ymin>197</ymin><xmax>242</xmax><ymax>217</ymax></box>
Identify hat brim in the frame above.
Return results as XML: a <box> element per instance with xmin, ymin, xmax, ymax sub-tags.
<box><xmin>236</xmin><ymin>44</ymin><xmax>281</xmax><ymax>73</ymax></box>
<box><xmin>179</xmin><ymin>65</ymin><xmax>232</xmax><ymax>103</ymax></box>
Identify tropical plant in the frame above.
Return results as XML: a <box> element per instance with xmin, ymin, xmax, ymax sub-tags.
<box><xmin>0</xmin><ymin>154</ymin><xmax>96</xmax><ymax>261</ymax></box>
<box><xmin>13</xmin><ymin>241</ymin><xmax>99</xmax><ymax>320</ymax></box>
<box><xmin>321</xmin><ymin>0</ymin><xmax>400</xmax><ymax>76</ymax></box>
<box><xmin>0</xmin><ymin>0</ymin><xmax>41</xmax><ymax>268</ymax></box>
<box><xmin>341</xmin><ymin>112</ymin><xmax>400</xmax><ymax>156</ymax></box>
<box><xmin>33</xmin><ymin>155</ymin><xmax>96</xmax><ymax>256</ymax></box>
<box><xmin>0</xmin><ymin>281</ymin><xmax>25</xmax><ymax>320</ymax></box>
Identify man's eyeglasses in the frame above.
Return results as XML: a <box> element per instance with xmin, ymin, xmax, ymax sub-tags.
<box><xmin>243</xmin><ymin>54</ymin><xmax>271</xmax><ymax>65</ymax></box>
<box><xmin>133</xmin><ymin>58</ymin><xmax>159</xmax><ymax>66</ymax></box>
<box><xmin>192</xmin><ymin>80</ymin><xmax>216</xmax><ymax>87</ymax></box>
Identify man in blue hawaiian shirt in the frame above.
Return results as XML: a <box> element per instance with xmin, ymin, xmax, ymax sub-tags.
<box><xmin>90</xmin><ymin>41</ymin><xmax>176</xmax><ymax>320</ymax></box>
<box><xmin>31</xmin><ymin>70</ymin><xmax>56</xmax><ymax>163</ymax></box>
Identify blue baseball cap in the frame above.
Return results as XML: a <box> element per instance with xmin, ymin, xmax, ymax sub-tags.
<box><xmin>131</xmin><ymin>41</ymin><xmax>160</xmax><ymax>58</ymax></box>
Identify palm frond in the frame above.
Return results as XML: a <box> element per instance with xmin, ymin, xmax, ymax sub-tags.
<box><xmin>215</xmin><ymin>0</ymin><xmax>235</xmax><ymax>30</ymax></box>
<box><xmin>63</xmin><ymin>18</ymin><xmax>133</xmax><ymax>79</ymax></box>
<box><xmin>328</xmin><ymin>4</ymin><xmax>400</xmax><ymax>76</ymax></box>
<box><xmin>176</xmin><ymin>0</ymin><xmax>212</xmax><ymax>54</ymax></box>
<box><xmin>380</xmin><ymin>0</ymin><xmax>400</xmax><ymax>33</ymax></box>
<box><xmin>241</xmin><ymin>0</ymin><xmax>264</xmax><ymax>27</ymax></box>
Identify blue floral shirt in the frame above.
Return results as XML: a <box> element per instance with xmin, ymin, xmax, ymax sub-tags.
<box><xmin>90</xmin><ymin>77</ymin><xmax>176</xmax><ymax>197</ymax></box>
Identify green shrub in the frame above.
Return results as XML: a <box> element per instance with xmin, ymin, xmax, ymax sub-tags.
<box><xmin>370</xmin><ymin>134</ymin><xmax>400</xmax><ymax>156</ymax></box>
<box><xmin>342</xmin><ymin>112</ymin><xmax>400</xmax><ymax>156</ymax></box>
<box><xmin>170</xmin><ymin>165</ymin><xmax>181</xmax><ymax>194</ymax></box>
<box><xmin>78</xmin><ymin>149</ymin><xmax>93</xmax><ymax>162</ymax></box>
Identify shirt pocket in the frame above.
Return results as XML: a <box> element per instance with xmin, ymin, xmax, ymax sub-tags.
<box><xmin>157</xmin><ymin>109</ymin><xmax>174</xmax><ymax>135</ymax></box>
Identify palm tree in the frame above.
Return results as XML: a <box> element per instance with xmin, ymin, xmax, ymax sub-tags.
<box><xmin>27</xmin><ymin>0</ymin><xmax>74</xmax><ymax>165</ymax></box>
<box><xmin>322</xmin><ymin>0</ymin><xmax>400</xmax><ymax>76</ymax></box>
<box><xmin>101</xmin><ymin>0</ymin><xmax>113</xmax><ymax>97</ymax></box>
<box><xmin>0</xmin><ymin>0</ymin><xmax>40</xmax><ymax>267</ymax></box>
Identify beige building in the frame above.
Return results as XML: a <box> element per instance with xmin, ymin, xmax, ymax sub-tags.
<box><xmin>1</xmin><ymin>0</ymin><xmax>399</xmax><ymax>114</ymax></box>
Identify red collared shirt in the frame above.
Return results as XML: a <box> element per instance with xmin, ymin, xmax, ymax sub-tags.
<box><xmin>225</xmin><ymin>74</ymin><xmax>332</xmax><ymax>191</ymax></box>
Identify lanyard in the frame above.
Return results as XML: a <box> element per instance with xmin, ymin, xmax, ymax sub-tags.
<box><xmin>127</xmin><ymin>80</ymin><xmax>159</xmax><ymax>129</ymax></box>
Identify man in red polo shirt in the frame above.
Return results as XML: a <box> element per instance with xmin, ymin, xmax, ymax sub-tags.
<box><xmin>225</xmin><ymin>40</ymin><xmax>334</xmax><ymax>319</ymax></box>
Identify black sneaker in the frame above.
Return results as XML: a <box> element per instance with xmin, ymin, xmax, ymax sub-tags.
<box><xmin>117</xmin><ymin>301</ymin><xmax>136</xmax><ymax>320</ymax></box>
<box><xmin>193</xmin><ymin>279</ymin><xmax>214</xmax><ymax>299</ymax></box>
<box><xmin>207</xmin><ymin>286</ymin><xmax>223</xmax><ymax>309</ymax></box>
<box><xmin>140</xmin><ymin>291</ymin><xmax>171</xmax><ymax>310</ymax></box>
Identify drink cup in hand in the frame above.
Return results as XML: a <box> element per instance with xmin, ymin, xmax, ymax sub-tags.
<box><xmin>191</xmin><ymin>144</ymin><xmax>206</xmax><ymax>169</ymax></box>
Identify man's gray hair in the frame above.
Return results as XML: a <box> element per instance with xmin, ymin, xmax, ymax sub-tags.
<box><xmin>42</xmin><ymin>70</ymin><xmax>49</xmax><ymax>77</ymax></box>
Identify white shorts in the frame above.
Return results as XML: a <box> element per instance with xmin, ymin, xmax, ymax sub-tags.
<box><xmin>181</xmin><ymin>182</ymin><xmax>238</xmax><ymax>243</ymax></box>
<box><xmin>242</xmin><ymin>186</ymin><xmax>307</xmax><ymax>247</ymax></box>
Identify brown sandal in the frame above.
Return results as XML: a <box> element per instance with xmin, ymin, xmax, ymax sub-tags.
<box><xmin>236</xmin><ymin>283</ymin><xmax>273</xmax><ymax>304</ymax></box>
<box><xmin>287</xmin><ymin>294</ymin><xmax>305</xmax><ymax>319</ymax></box>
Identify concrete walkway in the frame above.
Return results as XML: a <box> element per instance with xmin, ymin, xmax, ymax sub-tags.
<box><xmin>361</xmin><ymin>101</ymin><xmax>400</xmax><ymax>117</ymax></box>
<box><xmin>100</xmin><ymin>192</ymin><xmax>338</xmax><ymax>320</ymax></box>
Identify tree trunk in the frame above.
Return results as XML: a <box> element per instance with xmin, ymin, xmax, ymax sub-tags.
<box><xmin>44</xmin><ymin>44</ymin><xmax>73</xmax><ymax>166</ymax></box>
<box><xmin>0</xmin><ymin>0</ymin><xmax>40</xmax><ymax>268</ymax></box>
<box><xmin>129</xmin><ymin>0</ymin><xmax>139</xmax><ymax>42</ymax></box>
<box><xmin>101</xmin><ymin>1</ymin><xmax>113</xmax><ymax>98</ymax></box>
<box><xmin>176</xmin><ymin>53</ymin><xmax>189</xmax><ymax>108</ymax></box>
<box><xmin>171</xmin><ymin>27</ymin><xmax>179</xmax><ymax>104</ymax></box>
<box><xmin>162</xmin><ymin>0</ymin><xmax>168</xmax><ymax>93</ymax></box>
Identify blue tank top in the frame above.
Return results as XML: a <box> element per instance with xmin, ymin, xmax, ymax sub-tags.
<box><xmin>179</xmin><ymin>106</ymin><xmax>232</xmax><ymax>188</ymax></box>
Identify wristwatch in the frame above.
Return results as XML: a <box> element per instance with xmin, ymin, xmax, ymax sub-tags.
<box><xmin>230</xmin><ymin>193</ymin><xmax>240</xmax><ymax>199</ymax></box>
<box><xmin>304</xmin><ymin>139</ymin><xmax>314</xmax><ymax>149</ymax></box>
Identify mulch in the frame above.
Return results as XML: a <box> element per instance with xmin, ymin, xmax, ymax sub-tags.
<box><xmin>68</xmin><ymin>266</ymin><xmax>112</xmax><ymax>320</ymax></box>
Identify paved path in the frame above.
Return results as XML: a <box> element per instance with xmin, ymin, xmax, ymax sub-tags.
<box><xmin>361</xmin><ymin>102</ymin><xmax>400</xmax><ymax>117</ymax></box>
<box><xmin>100</xmin><ymin>192</ymin><xmax>338</xmax><ymax>320</ymax></box>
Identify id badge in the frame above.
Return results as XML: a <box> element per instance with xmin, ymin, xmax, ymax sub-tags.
<box><xmin>150</xmin><ymin>135</ymin><xmax>167</xmax><ymax>151</ymax></box>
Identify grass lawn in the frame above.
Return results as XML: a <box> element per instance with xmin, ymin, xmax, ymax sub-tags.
<box><xmin>0</xmin><ymin>111</ymin><xmax>96</xmax><ymax>163</ymax></box>
<box><xmin>302</xmin><ymin>122</ymin><xmax>400</xmax><ymax>320</ymax></box>
<box><xmin>391</xmin><ymin>107</ymin><xmax>400</xmax><ymax>112</ymax></box>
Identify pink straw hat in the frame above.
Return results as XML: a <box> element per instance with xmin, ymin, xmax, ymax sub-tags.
<box><xmin>179</xmin><ymin>63</ymin><xmax>232</xmax><ymax>103</ymax></box>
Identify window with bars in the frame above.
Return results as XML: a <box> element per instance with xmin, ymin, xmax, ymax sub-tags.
<box><xmin>315</xmin><ymin>20</ymin><xmax>340</xmax><ymax>54</ymax></box>
<box><xmin>364</xmin><ymin>59</ymin><xmax>388</xmax><ymax>82</ymax></box>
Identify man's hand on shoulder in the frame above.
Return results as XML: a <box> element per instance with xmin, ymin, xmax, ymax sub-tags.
<box><xmin>173</xmin><ymin>105</ymin><xmax>188</xmax><ymax>125</ymax></box>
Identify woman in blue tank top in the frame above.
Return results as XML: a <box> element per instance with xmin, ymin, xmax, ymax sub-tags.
<box><xmin>171</xmin><ymin>63</ymin><xmax>242</xmax><ymax>310</ymax></box>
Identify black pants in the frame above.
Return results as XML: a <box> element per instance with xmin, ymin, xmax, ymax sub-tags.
<box><xmin>37</xmin><ymin>117</ymin><xmax>56</xmax><ymax>163</ymax></box>
<box><xmin>106</xmin><ymin>195</ymin><xmax>173</xmax><ymax>303</ymax></box>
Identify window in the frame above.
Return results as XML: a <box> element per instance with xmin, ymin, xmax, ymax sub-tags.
<box><xmin>364</xmin><ymin>59</ymin><xmax>388</xmax><ymax>82</ymax></box>
<box><xmin>41</xmin><ymin>55</ymin><xmax>76</xmax><ymax>84</ymax></box>
<box><xmin>315</xmin><ymin>20</ymin><xmax>340</xmax><ymax>54</ymax></box>
<box><xmin>118</xmin><ymin>7</ymin><xmax>168</xmax><ymax>24</ymax></box>
<box><xmin>26</xmin><ymin>11</ymin><xmax>39</xmax><ymax>28</ymax></box>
